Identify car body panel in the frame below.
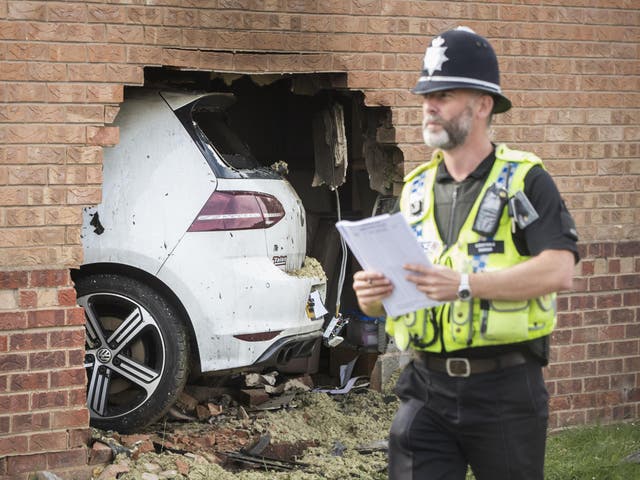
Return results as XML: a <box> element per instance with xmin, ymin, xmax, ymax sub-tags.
<box><xmin>81</xmin><ymin>89</ymin><xmax>325</xmax><ymax>374</ymax></box>
<box><xmin>82</xmin><ymin>89</ymin><xmax>216</xmax><ymax>274</ymax></box>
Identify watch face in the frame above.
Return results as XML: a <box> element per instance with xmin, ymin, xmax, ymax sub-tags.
<box><xmin>458</xmin><ymin>289</ymin><xmax>471</xmax><ymax>300</ymax></box>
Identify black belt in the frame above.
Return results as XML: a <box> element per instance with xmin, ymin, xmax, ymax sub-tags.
<box><xmin>417</xmin><ymin>351</ymin><xmax>528</xmax><ymax>377</ymax></box>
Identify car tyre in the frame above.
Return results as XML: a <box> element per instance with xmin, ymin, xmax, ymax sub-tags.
<box><xmin>75</xmin><ymin>273</ymin><xmax>189</xmax><ymax>432</ymax></box>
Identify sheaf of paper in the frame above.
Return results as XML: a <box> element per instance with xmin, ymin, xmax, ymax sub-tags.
<box><xmin>336</xmin><ymin>213</ymin><xmax>442</xmax><ymax>317</ymax></box>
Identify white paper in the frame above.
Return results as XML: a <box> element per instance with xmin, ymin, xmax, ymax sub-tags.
<box><xmin>336</xmin><ymin>212</ymin><xmax>442</xmax><ymax>317</ymax></box>
<box><xmin>309</xmin><ymin>290</ymin><xmax>329</xmax><ymax>318</ymax></box>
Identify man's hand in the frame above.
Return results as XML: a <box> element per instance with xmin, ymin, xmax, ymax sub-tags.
<box><xmin>353</xmin><ymin>270</ymin><xmax>393</xmax><ymax>317</ymax></box>
<box><xmin>404</xmin><ymin>263</ymin><xmax>460</xmax><ymax>302</ymax></box>
<box><xmin>404</xmin><ymin>249</ymin><xmax>575</xmax><ymax>304</ymax></box>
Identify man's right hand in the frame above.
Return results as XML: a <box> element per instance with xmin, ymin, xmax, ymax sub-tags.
<box><xmin>352</xmin><ymin>270</ymin><xmax>394</xmax><ymax>317</ymax></box>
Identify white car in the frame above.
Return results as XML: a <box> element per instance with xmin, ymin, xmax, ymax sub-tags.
<box><xmin>73</xmin><ymin>89</ymin><xmax>326</xmax><ymax>432</ymax></box>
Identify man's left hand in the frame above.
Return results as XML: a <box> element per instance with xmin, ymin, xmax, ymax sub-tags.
<box><xmin>404</xmin><ymin>263</ymin><xmax>460</xmax><ymax>302</ymax></box>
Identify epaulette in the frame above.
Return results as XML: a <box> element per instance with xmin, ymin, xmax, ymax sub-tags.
<box><xmin>495</xmin><ymin>144</ymin><xmax>543</xmax><ymax>165</ymax></box>
<box><xmin>403</xmin><ymin>150</ymin><xmax>443</xmax><ymax>182</ymax></box>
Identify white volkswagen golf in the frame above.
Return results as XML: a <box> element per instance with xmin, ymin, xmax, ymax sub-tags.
<box><xmin>73</xmin><ymin>89</ymin><xmax>326</xmax><ymax>432</ymax></box>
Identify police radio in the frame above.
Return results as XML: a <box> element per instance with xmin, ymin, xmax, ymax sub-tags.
<box><xmin>472</xmin><ymin>183</ymin><xmax>509</xmax><ymax>237</ymax></box>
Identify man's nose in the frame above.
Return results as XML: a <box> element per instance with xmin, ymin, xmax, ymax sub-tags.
<box><xmin>423</xmin><ymin>97</ymin><xmax>438</xmax><ymax>114</ymax></box>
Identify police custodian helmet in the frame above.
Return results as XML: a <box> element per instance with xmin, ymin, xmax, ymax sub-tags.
<box><xmin>412</xmin><ymin>27</ymin><xmax>512</xmax><ymax>114</ymax></box>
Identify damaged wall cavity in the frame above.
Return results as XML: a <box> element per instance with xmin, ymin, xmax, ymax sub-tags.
<box><xmin>143</xmin><ymin>67</ymin><xmax>402</xmax><ymax>313</ymax></box>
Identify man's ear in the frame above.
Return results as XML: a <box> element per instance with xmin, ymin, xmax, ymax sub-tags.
<box><xmin>476</xmin><ymin>94</ymin><xmax>494</xmax><ymax>120</ymax></box>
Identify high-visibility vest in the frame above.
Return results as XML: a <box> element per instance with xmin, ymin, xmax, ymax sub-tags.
<box><xmin>386</xmin><ymin>144</ymin><xmax>556</xmax><ymax>352</ymax></box>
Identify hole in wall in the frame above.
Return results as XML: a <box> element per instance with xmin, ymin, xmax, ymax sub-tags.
<box><xmin>142</xmin><ymin>67</ymin><xmax>403</xmax><ymax>322</ymax></box>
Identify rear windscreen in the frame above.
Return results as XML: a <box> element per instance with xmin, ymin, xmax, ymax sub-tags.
<box><xmin>192</xmin><ymin>109</ymin><xmax>260</xmax><ymax>170</ymax></box>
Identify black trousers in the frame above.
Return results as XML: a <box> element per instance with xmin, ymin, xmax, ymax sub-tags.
<box><xmin>389</xmin><ymin>356</ymin><xmax>549</xmax><ymax>480</ymax></box>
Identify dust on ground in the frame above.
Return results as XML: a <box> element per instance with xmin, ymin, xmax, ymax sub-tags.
<box><xmin>91</xmin><ymin>374</ymin><xmax>401</xmax><ymax>480</ymax></box>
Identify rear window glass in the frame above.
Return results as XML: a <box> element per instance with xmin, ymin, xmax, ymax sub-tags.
<box><xmin>192</xmin><ymin>108</ymin><xmax>260</xmax><ymax>170</ymax></box>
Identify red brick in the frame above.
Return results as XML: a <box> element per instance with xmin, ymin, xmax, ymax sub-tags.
<box><xmin>12</xmin><ymin>412</ymin><xmax>50</xmax><ymax>433</ymax></box>
<box><xmin>67</xmin><ymin>347</ymin><xmax>84</xmax><ymax>365</ymax></box>
<box><xmin>27</xmin><ymin>308</ymin><xmax>65</xmax><ymax>327</ymax></box>
<box><xmin>69</xmin><ymin>428</ymin><xmax>91</xmax><ymax>449</ymax></box>
<box><xmin>556</xmin><ymin>344</ymin><xmax>587</xmax><ymax>362</ymax></box>
<box><xmin>29</xmin><ymin>431</ymin><xmax>68</xmax><ymax>453</ymax></box>
<box><xmin>47</xmin><ymin>447</ymin><xmax>87</xmax><ymax>469</ymax></box>
<box><xmin>589</xmin><ymin>275</ymin><xmax>616</xmax><ymax>291</ymax></box>
<box><xmin>57</xmin><ymin>288</ymin><xmax>77</xmax><ymax>307</ymax></box>
<box><xmin>8</xmin><ymin>453</ymin><xmax>49</xmax><ymax>475</ymax></box>
<box><xmin>549</xmin><ymin>395</ymin><xmax>570</xmax><ymax>411</ymax></box>
<box><xmin>66</xmin><ymin>307</ymin><xmax>85</xmax><ymax>326</ymax></box>
<box><xmin>617</xmin><ymin>274</ymin><xmax>640</xmax><ymax>290</ymax></box>
<box><xmin>616</xmin><ymin>241</ymin><xmax>639</xmax><ymax>257</ymax></box>
<box><xmin>9</xmin><ymin>333</ymin><xmax>47</xmax><ymax>351</ymax></box>
<box><xmin>555</xmin><ymin>379</ymin><xmax>583</xmax><ymax>395</ymax></box>
<box><xmin>51</xmin><ymin>408</ymin><xmax>89</xmax><ymax>429</ymax></box>
<box><xmin>583</xmin><ymin>310</ymin><xmax>609</xmax><ymax>326</ymax></box>
<box><xmin>69</xmin><ymin>387</ymin><xmax>87</xmax><ymax>407</ymax></box>
<box><xmin>0</xmin><ymin>416</ymin><xmax>10</xmax><ymax>434</ymax></box>
<box><xmin>0</xmin><ymin>435</ymin><xmax>29</xmax><ymax>457</ymax></box>
<box><xmin>31</xmin><ymin>390</ymin><xmax>68</xmax><ymax>410</ymax></box>
<box><xmin>0</xmin><ymin>312</ymin><xmax>27</xmax><ymax>330</ymax></box>
<box><xmin>89</xmin><ymin>441</ymin><xmax>114</xmax><ymax>465</ymax></box>
<box><xmin>0</xmin><ymin>271</ymin><xmax>28</xmax><ymax>288</ymax></box>
<box><xmin>623</xmin><ymin>291</ymin><xmax>639</xmax><ymax>306</ymax></box>
<box><xmin>48</xmin><ymin>43</ymin><xmax>87</xmax><ymax>62</ymax></box>
<box><xmin>30</xmin><ymin>350</ymin><xmax>66</xmax><ymax>370</ymax></box>
<box><xmin>612</xmin><ymin>340</ymin><xmax>639</xmax><ymax>356</ymax></box>
<box><xmin>48</xmin><ymin>84</ymin><xmax>87</xmax><ymax>103</ymax></box>
<box><xmin>0</xmin><ymin>353</ymin><xmax>28</xmax><ymax>372</ymax></box>
<box><xmin>49</xmin><ymin>328</ymin><xmax>85</xmax><ymax>349</ymax></box>
<box><xmin>8</xmin><ymin>2</ymin><xmax>46</xmax><ymax>21</ymax></box>
<box><xmin>0</xmin><ymin>393</ymin><xmax>29</xmax><ymax>413</ymax></box>
<box><xmin>584</xmin><ymin>377</ymin><xmax>610</xmax><ymax>392</ymax></box>
<box><xmin>570</xmin><ymin>361</ymin><xmax>596</xmax><ymax>377</ymax></box>
<box><xmin>29</xmin><ymin>269</ymin><xmax>71</xmax><ymax>287</ymax></box>
<box><xmin>9</xmin><ymin>372</ymin><xmax>48</xmax><ymax>391</ymax></box>
<box><xmin>51</xmin><ymin>367</ymin><xmax>85</xmax><ymax>388</ymax></box>
<box><xmin>596</xmin><ymin>293</ymin><xmax>622</xmax><ymax>309</ymax></box>
<box><xmin>87</xmin><ymin>126</ymin><xmax>119</xmax><ymax>147</ymax></box>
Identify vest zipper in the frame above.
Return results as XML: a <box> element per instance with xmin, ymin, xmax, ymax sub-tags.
<box><xmin>445</xmin><ymin>184</ymin><xmax>459</xmax><ymax>250</ymax></box>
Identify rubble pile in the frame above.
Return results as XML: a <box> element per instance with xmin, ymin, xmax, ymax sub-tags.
<box><xmin>86</xmin><ymin>371</ymin><xmax>398</xmax><ymax>479</ymax></box>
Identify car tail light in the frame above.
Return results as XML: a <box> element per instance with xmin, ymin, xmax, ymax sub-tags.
<box><xmin>188</xmin><ymin>191</ymin><xmax>285</xmax><ymax>232</ymax></box>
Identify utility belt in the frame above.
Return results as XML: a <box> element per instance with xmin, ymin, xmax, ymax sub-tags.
<box><xmin>415</xmin><ymin>350</ymin><xmax>530</xmax><ymax>377</ymax></box>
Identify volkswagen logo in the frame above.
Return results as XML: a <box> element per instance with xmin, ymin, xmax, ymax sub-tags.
<box><xmin>96</xmin><ymin>348</ymin><xmax>112</xmax><ymax>364</ymax></box>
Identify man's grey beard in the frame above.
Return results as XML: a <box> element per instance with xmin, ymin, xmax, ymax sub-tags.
<box><xmin>422</xmin><ymin>106</ymin><xmax>473</xmax><ymax>149</ymax></box>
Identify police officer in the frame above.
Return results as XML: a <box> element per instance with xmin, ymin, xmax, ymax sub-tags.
<box><xmin>353</xmin><ymin>27</ymin><xmax>579</xmax><ymax>480</ymax></box>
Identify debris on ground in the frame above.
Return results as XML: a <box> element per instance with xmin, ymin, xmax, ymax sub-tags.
<box><xmin>88</xmin><ymin>370</ymin><xmax>399</xmax><ymax>479</ymax></box>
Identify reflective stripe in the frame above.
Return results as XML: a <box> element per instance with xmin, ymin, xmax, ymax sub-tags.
<box><xmin>389</xmin><ymin>145</ymin><xmax>555</xmax><ymax>352</ymax></box>
<box><xmin>416</xmin><ymin>75</ymin><xmax>502</xmax><ymax>93</ymax></box>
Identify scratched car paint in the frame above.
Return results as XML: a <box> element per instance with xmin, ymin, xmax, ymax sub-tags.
<box><xmin>73</xmin><ymin>89</ymin><xmax>326</xmax><ymax>432</ymax></box>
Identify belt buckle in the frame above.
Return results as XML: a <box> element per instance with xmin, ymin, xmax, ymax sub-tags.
<box><xmin>446</xmin><ymin>358</ymin><xmax>471</xmax><ymax>377</ymax></box>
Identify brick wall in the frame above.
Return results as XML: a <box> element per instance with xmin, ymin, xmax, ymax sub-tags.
<box><xmin>0</xmin><ymin>0</ymin><xmax>637</xmax><ymax>475</ymax></box>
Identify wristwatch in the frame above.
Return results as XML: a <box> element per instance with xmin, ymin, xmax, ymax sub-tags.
<box><xmin>457</xmin><ymin>273</ymin><xmax>472</xmax><ymax>301</ymax></box>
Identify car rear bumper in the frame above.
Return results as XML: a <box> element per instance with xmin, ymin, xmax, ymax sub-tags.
<box><xmin>252</xmin><ymin>330</ymin><xmax>321</xmax><ymax>368</ymax></box>
<box><xmin>157</xmin><ymin>239</ymin><xmax>327</xmax><ymax>372</ymax></box>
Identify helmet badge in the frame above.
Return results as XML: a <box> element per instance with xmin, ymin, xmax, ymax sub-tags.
<box><xmin>423</xmin><ymin>36</ymin><xmax>448</xmax><ymax>76</ymax></box>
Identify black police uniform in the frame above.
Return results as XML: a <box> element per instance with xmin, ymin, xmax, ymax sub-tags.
<box><xmin>388</xmin><ymin>26</ymin><xmax>580</xmax><ymax>480</ymax></box>
<box><xmin>388</xmin><ymin>149</ymin><xmax>579</xmax><ymax>480</ymax></box>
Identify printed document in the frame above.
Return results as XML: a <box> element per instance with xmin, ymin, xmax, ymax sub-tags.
<box><xmin>336</xmin><ymin>213</ymin><xmax>442</xmax><ymax>317</ymax></box>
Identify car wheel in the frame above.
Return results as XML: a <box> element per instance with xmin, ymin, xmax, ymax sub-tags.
<box><xmin>75</xmin><ymin>273</ymin><xmax>190</xmax><ymax>433</ymax></box>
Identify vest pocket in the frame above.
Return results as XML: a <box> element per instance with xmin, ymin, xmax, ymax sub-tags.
<box><xmin>529</xmin><ymin>295</ymin><xmax>556</xmax><ymax>332</ymax></box>
<box><xmin>450</xmin><ymin>301</ymin><xmax>474</xmax><ymax>346</ymax></box>
<box><xmin>387</xmin><ymin>310</ymin><xmax>438</xmax><ymax>351</ymax></box>
<box><xmin>480</xmin><ymin>300</ymin><xmax>529</xmax><ymax>342</ymax></box>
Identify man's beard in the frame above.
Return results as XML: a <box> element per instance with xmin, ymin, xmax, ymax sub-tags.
<box><xmin>422</xmin><ymin>105</ymin><xmax>473</xmax><ymax>149</ymax></box>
